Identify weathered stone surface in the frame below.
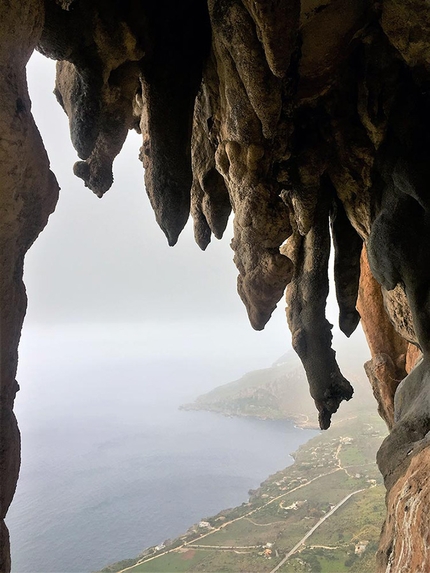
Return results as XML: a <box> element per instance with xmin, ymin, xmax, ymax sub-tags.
<box><xmin>378</xmin><ymin>359</ymin><xmax>430</xmax><ymax>490</ymax></box>
<box><xmin>285</xmin><ymin>185</ymin><xmax>353</xmax><ymax>430</ymax></box>
<box><xmin>357</xmin><ymin>248</ymin><xmax>409</xmax><ymax>428</ymax></box>
<box><xmin>0</xmin><ymin>1</ymin><xmax>59</xmax><ymax>571</ymax></box>
<box><xmin>378</xmin><ymin>445</ymin><xmax>430</xmax><ymax>573</ymax></box>
<box><xmin>4</xmin><ymin>0</ymin><xmax>430</xmax><ymax>571</ymax></box>
<box><xmin>331</xmin><ymin>197</ymin><xmax>362</xmax><ymax>337</ymax></box>
<box><xmin>198</xmin><ymin>0</ymin><xmax>299</xmax><ymax>328</ymax></box>
<box><xmin>381</xmin><ymin>0</ymin><xmax>430</xmax><ymax>74</ymax></box>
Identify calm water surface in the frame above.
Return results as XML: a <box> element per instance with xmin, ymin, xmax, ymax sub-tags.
<box><xmin>7</xmin><ymin>325</ymin><xmax>318</xmax><ymax>573</ymax></box>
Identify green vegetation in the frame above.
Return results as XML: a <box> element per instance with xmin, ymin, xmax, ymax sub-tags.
<box><xmin>99</xmin><ymin>351</ymin><xmax>386</xmax><ymax>573</ymax></box>
<box><xmin>98</xmin><ymin>412</ymin><xmax>387</xmax><ymax>573</ymax></box>
<box><xmin>180</xmin><ymin>352</ymin><xmax>316</xmax><ymax>425</ymax></box>
<box><xmin>123</xmin><ymin>551</ymin><xmax>215</xmax><ymax>573</ymax></box>
<box><xmin>99</xmin><ymin>559</ymin><xmax>137</xmax><ymax>573</ymax></box>
<box><xmin>181</xmin><ymin>350</ymin><xmax>381</xmax><ymax>430</ymax></box>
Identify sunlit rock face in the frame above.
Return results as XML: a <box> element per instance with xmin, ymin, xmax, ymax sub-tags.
<box><xmin>2</xmin><ymin>0</ymin><xmax>430</xmax><ymax>571</ymax></box>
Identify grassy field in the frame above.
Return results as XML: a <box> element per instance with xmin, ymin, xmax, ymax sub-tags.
<box><xmin>99</xmin><ymin>412</ymin><xmax>387</xmax><ymax>573</ymax></box>
<box><xmin>128</xmin><ymin>550</ymin><xmax>215</xmax><ymax>572</ymax></box>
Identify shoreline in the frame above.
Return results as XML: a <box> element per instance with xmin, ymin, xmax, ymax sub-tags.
<box><xmin>179</xmin><ymin>404</ymin><xmax>320</xmax><ymax>430</ymax></box>
<box><xmin>98</xmin><ymin>411</ymin><xmax>386</xmax><ymax>573</ymax></box>
<box><xmin>97</xmin><ymin>419</ymin><xmax>322</xmax><ymax>573</ymax></box>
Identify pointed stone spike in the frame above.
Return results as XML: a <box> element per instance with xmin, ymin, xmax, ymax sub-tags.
<box><xmin>242</xmin><ymin>0</ymin><xmax>300</xmax><ymax>78</ymax></box>
<box><xmin>139</xmin><ymin>0</ymin><xmax>211</xmax><ymax>246</ymax></box>
<box><xmin>286</xmin><ymin>188</ymin><xmax>354</xmax><ymax>430</ymax></box>
<box><xmin>330</xmin><ymin>193</ymin><xmax>363</xmax><ymax>338</ymax></box>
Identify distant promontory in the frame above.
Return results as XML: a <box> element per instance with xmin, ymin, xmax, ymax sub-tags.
<box><xmin>181</xmin><ymin>351</ymin><xmax>376</xmax><ymax>429</ymax></box>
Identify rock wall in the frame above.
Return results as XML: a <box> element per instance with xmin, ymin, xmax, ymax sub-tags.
<box><xmin>0</xmin><ymin>2</ymin><xmax>59</xmax><ymax>570</ymax></box>
<box><xmin>2</xmin><ymin>0</ymin><xmax>430</xmax><ymax>571</ymax></box>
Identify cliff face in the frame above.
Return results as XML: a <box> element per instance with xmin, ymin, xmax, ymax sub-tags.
<box><xmin>1</xmin><ymin>1</ymin><xmax>430</xmax><ymax>571</ymax></box>
<box><xmin>0</xmin><ymin>2</ymin><xmax>59</xmax><ymax>569</ymax></box>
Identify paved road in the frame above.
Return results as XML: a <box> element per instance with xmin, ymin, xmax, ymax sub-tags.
<box><xmin>268</xmin><ymin>488</ymin><xmax>366</xmax><ymax>573</ymax></box>
<box><xmin>118</xmin><ymin>434</ymin><xmax>365</xmax><ymax>573</ymax></box>
<box><xmin>116</xmin><ymin>468</ymin><xmax>342</xmax><ymax>573</ymax></box>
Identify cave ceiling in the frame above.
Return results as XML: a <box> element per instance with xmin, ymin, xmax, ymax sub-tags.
<box><xmin>2</xmin><ymin>1</ymin><xmax>430</xmax><ymax>571</ymax></box>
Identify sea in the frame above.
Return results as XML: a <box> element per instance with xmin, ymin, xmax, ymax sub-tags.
<box><xmin>6</xmin><ymin>324</ymin><xmax>318</xmax><ymax>573</ymax></box>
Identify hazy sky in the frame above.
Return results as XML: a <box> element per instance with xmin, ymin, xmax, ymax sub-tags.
<box><xmin>9</xmin><ymin>55</ymin><xmax>371</xmax><ymax>573</ymax></box>
<box><xmin>26</xmin><ymin>53</ymin><xmax>244</xmax><ymax>325</ymax></box>
<box><xmin>23</xmin><ymin>52</ymin><xmax>369</xmax><ymax>371</ymax></box>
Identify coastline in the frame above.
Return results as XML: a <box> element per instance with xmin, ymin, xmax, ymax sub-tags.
<box><xmin>98</xmin><ymin>411</ymin><xmax>386</xmax><ymax>573</ymax></box>
<box><xmin>179</xmin><ymin>404</ymin><xmax>320</xmax><ymax>430</ymax></box>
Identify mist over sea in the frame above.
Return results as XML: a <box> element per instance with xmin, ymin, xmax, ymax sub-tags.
<box><xmin>6</xmin><ymin>324</ymin><xmax>318</xmax><ymax>573</ymax></box>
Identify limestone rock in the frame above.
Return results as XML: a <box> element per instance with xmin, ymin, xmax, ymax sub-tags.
<box><xmin>357</xmin><ymin>248</ymin><xmax>409</xmax><ymax>428</ymax></box>
<box><xmin>0</xmin><ymin>1</ymin><xmax>59</xmax><ymax>571</ymax></box>
<box><xmin>378</xmin><ymin>445</ymin><xmax>430</xmax><ymax>573</ymax></box>
<box><xmin>285</xmin><ymin>187</ymin><xmax>353</xmax><ymax>430</ymax></box>
<box><xmin>377</xmin><ymin>361</ymin><xmax>430</xmax><ymax>570</ymax></box>
<box><xmin>4</xmin><ymin>1</ymin><xmax>430</xmax><ymax>571</ymax></box>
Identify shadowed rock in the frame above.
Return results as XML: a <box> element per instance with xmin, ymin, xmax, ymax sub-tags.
<box><xmin>0</xmin><ymin>2</ymin><xmax>59</xmax><ymax>571</ymax></box>
<box><xmin>330</xmin><ymin>196</ymin><xmax>362</xmax><ymax>337</ymax></box>
<box><xmin>4</xmin><ymin>0</ymin><xmax>430</xmax><ymax>570</ymax></box>
<box><xmin>286</xmin><ymin>185</ymin><xmax>354</xmax><ymax>430</ymax></box>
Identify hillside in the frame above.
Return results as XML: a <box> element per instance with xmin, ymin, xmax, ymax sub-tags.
<box><xmin>99</xmin><ymin>412</ymin><xmax>387</xmax><ymax>573</ymax></box>
<box><xmin>181</xmin><ymin>350</ymin><xmax>376</xmax><ymax>429</ymax></box>
<box><xmin>99</xmin><ymin>346</ymin><xmax>388</xmax><ymax>573</ymax></box>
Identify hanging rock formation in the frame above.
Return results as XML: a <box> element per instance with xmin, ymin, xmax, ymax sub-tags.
<box><xmin>2</xmin><ymin>0</ymin><xmax>430</xmax><ymax>571</ymax></box>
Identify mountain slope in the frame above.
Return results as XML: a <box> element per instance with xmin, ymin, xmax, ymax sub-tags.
<box><xmin>182</xmin><ymin>350</ymin><xmax>377</xmax><ymax>429</ymax></box>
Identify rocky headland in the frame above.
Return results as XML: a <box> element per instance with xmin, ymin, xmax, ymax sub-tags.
<box><xmin>3</xmin><ymin>1</ymin><xmax>430</xmax><ymax>571</ymax></box>
<box><xmin>181</xmin><ymin>351</ymin><xmax>376</xmax><ymax>429</ymax></box>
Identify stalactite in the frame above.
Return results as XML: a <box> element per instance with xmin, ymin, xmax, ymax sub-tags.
<box><xmin>3</xmin><ymin>0</ymin><xmax>430</xmax><ymax>570</ymax></box>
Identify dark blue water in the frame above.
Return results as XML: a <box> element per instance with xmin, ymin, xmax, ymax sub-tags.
<box><xmin>6</xmin><ymin>325</ymin><xmax>318</xmax><ymax>573</ymax></box>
